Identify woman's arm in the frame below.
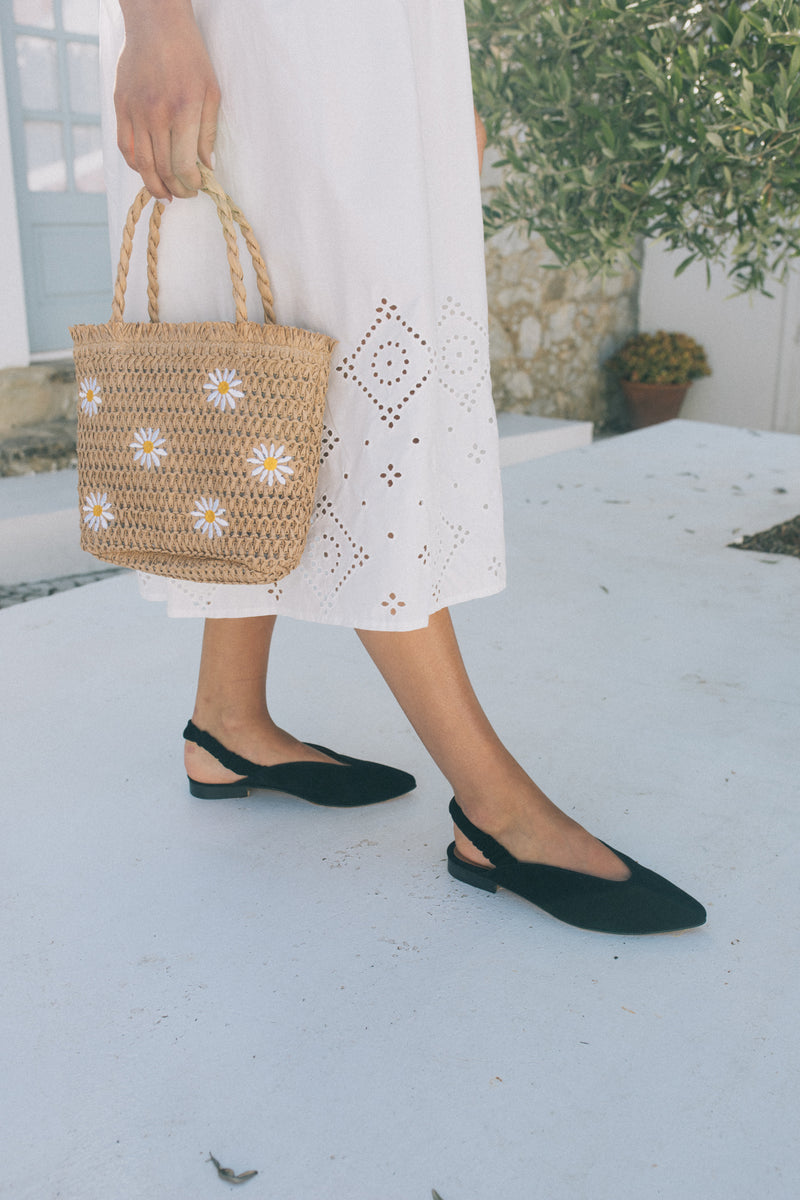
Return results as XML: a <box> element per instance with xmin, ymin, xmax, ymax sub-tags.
<box><xmin>115</xmin><ymin>0</ymin><xmax>220</xmax><ymax>199</ymax></box>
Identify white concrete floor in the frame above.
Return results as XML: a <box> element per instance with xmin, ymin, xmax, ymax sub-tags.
<box><xmin>1</xmin><ymin>420</ymin><xmax>798</xmax><ymax>1200</ymax></box>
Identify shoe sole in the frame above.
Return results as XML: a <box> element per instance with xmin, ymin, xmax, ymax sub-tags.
<box><xmin>187</xmin><ymin>776</ymin><xmax>415</xmax><ymax>806</ymax></box>
<box><xmin>446</xmin><ymin>844</ymin><xmax>706</xmax><ymax>935</ymax></box>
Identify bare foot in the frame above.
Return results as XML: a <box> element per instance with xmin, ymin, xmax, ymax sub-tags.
<box><xmin>184</xmin><ymin>717</ymin><xmax>342</xmax><ymax>786</ymax></box>
<box><xmin>454</xmin><ymin>781</ymin><xmax>631</xmax><ymax>882</ymax></box>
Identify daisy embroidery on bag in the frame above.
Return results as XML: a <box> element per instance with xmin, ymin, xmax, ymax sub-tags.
<box><xmin>82</xmin><ymin>492</ymin><xmax>114</xmax><ymax>532</ymax></box>
<box><xmin>130</xmin><ymin>427</ymin><xmax>167</xmax><ymax>470</ymax></box>
<box><xmin>247</xmin><ymin>443</ymin><xmax>294</xmax><ymax>486</ymax></box>
<box><xmin>204</xmin><ymin>367</ymin><xmax>243</xmax><ymax>412</ymax></box>
<box><xmin>191</xmin><ymin>497</ymin><xmax>229</xmax><ymax>539</ymax></box>
<box><xmin>79</xmin><ymin>377</ymin><xmax>102</xmax><ymax>415</ymax></box>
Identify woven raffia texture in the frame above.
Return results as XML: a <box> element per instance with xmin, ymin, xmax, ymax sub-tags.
<box><xmin>71</xmin><ymin>322</ymin><xmax>335</xmax><ymax>583</ymax></box>
<box><xmin>70</xmin><ymin>169</ymin><xmax>335</xmax><ymax>585</ymax></box>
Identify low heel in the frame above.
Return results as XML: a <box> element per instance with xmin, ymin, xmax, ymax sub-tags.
<box><xmin>188</xmin><ymin>777</ymin><xmax>250</xmax><ymax>800</ymax></box>
<box><xmin>446</xmin><ymin>843</ymin><xmax>498</xmax><ymax>894</ymax></box>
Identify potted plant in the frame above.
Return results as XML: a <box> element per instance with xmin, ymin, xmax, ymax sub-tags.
<box><xmin>604</xmin><ymin>331</ymin><xmax>711</xmax><ymax>428</ymax></box>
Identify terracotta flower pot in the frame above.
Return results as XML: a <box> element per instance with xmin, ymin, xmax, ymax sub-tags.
<box><xmin>620</xmin><ymin>380</ymin><xmax>690</xmax><ymax>429</ymax></box>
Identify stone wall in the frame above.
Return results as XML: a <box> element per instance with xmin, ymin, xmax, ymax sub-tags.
<box><xmin>0</xmin><ymin>361</ymin><xmax>77</xmax><ymax>475</ymax></box>
<box><xmin>1</xmin><ymin>228</ymin><xmax>642</xmax><ymax>463</ymax></box>
<box><xmin>484</xmin><ymin>224</ymin><xmax>641</xmax><ymax>431</ymax></box>
<box><xmin>0</xmin><ymin>361</ymin><xmax>75</xmax><ymax>433</ymax></box>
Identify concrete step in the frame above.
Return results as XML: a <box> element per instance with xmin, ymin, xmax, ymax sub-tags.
<box><xmin>0</xmin><ymin>414</ymin><xmax>594</xmax><ymax>592</ymax></box>
<box><xmin>496</xmin><ymin>411</ymin><xmax>593</xmax><ymax>465</ymax></box>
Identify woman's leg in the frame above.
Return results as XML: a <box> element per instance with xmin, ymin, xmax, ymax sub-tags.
<box><xmin>184</xmin><ymin>616</ymin><xmax>337</xmax><ymax>785</ymax></box>
<box><xmin>357</xmin><ymin>608</ymin><xmax>629</xmax><ymax>881</ymax></box>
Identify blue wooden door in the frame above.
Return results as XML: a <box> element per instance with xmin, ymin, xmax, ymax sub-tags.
<box><xmin>1</xmin><ymin>0</ymin><xmax>111</xmax><ymax>354</ymax></box>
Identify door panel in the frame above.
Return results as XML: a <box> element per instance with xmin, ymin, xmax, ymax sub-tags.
<box><xmin>1</xmin><ymin>0</ymin><xmax>110</xmax><ymax>354</ymax></box>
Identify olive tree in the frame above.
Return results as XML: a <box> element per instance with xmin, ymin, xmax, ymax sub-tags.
<box><xmin>468</xmin><ymin>0</ymin><xmax>800</xmax><ymax>293</ymax></box>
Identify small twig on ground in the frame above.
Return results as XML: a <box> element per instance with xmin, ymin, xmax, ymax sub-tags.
<box><xmin>207</xmin><ymin>1152</ymin><xmax>258</xmax><ymax>1184</ymax></box>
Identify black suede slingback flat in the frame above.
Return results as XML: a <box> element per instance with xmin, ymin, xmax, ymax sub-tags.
<box><xmin>447</xmin><ymin>798</ymin><xmax>707</xmax><ymax>935</ymax></box>
<box><xmin>183</xmin><ymin>720</ymin><xmax>416</xmax><ymax>806</ymax></box>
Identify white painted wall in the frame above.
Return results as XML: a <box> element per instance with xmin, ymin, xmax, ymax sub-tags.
<box><xmin>0</xmin><ymin>43</ymin><xmax>30</xmax><ymax>369</ymax></box>
<box><xmin>639</xmin><ymin>240</ymin><xmax>800</xmax><ymax>434</ymax></box>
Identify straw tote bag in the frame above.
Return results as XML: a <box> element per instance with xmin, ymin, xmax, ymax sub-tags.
<box><xmin>70</xmin><ymin>165</ymin><xmax>336</xmax><ymax>584</ymax></box>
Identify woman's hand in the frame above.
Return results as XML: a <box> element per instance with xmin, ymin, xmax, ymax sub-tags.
<box><xmin>474</xmin><ymin>107</ymin><xmax>487</xmax><ymax>174</ymax></box>
<box><xmin>115</xmin><ymin>0</ymin><xmax>220</xmax><ymax>199</ymax></box>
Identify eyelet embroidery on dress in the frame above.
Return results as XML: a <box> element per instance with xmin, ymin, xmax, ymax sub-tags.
<box><xmin>380</xmin><ymin>593</ymin><xmax>406</xmax><ymax>616</ymax></box>
<box><xmin>436</xmin><ymin>298</ymin><xmax>491</xmax><ymax>415</ymax></box>
<box><xmin>430</xmin><ymin>515</ymin><xmax>471</xmax><ymax>602</ymax></box>
<box><xmin>380</xmin><ymin>464</ymin><xmax>402</xmax><ymax>487</ymax></box>
<box><xmin>466</xmin><ymin>443</ymin><xmax>487</xmax><ymax>466</ymax></box>
<box><xmin>298</xmin><ymin>494</ymin><xmax>370</xmax><ymax>609</ymax></box>
<box><xmin>320</xmin><ymin>425</ymin><xmax>340</xmax><ymax>462</ymax></box>
<box><xmin>133</xmin><ymin>292</ymin><xmax>505</xmax><ymax>626</ymax></box>
<box><xmin>171</xmin><ymin>577</ymin><xmax>217</xmax><ymax>609</ymax></box>
<box><xmin>336</xmin><ymin>299</ymin><xmax>433</xmax><ymax>429</ymax></box>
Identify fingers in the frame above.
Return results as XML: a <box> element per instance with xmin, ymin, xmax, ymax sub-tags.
<box><xmin>112</xmin><ymin>13</ymin><xmax>220</xmax><ymax>200</ymax></box>
<box><xmin>115</xmin><ymin>96</ymin><xmax>218</xmax><ymax>201</ymax></box>
<box><xmin>197</xmin><ymin>86</ymin><xmax>220</xmax><ymax>170</ymax></box>
<box><xmin>115</xmin><ymin>91</ymin><xmax>171</xmax><ymax>200</ymax></box>
<box><xmin>165</xmin><ymin>80</ymin><xmax>220</xmax><ymax>191</ymax></box>
<box><xmin>163</xmin><ymin>121</ymin><xmax>203</xmax><ymax>197</ymax></box>
<box><xmin>115</xmin><ymin>108</ymin><xmax>136</xmax><ymax>173</ymax></box>
<box><xmin>112</xmin><ymin>69</ymin><xmax>219</xmax><ymax>198</ymax></box>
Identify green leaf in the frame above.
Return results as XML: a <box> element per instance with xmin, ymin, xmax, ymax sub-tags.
<box><xmin>636</xmin><ymin>51</ymin><xmax>663</xmax><ymax>86</ymax></box>
<box><xmin>468</xmin><ymin>0</ymin><xmax>800</xmax><ymax>294</ymax></box>
<box><xmin>732</xmin><ymin>16</ymin><xmax>749</xmax><ymax>52</ymax></box>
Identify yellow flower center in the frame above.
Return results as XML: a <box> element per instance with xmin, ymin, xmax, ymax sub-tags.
<box><xmin>86</xmin><ymin>390</ymin><xmax>94</xmax><ymax>402</ymax></box>
<box><xmin>205</xmin><ymin>510</ymin><xmax>216</xmax><ymax>524</ymax></box>
<box><xmin>93</xmin><ymin>503</ymin><xmax>103</xmax><ymax>517</ymax></box>
<box><xmin>264</xmin><ymin>457</ymin><xmax>278</xmax><ymax>471</ymax></box>
<box><xmin>142</xmin><ymin>440</ymin><xmax>154</xmax><ymax>454</ymax></box>
<box><xmin>217</xmin><ymin>380</ymin><xmax>229</xmax><ymax>394</ymax></box>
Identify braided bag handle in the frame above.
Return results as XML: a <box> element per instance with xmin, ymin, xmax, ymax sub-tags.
<box><xmin>111</xmin><ymin>163</ymin><xmax>276</xmax><ymax>326</ymax></box>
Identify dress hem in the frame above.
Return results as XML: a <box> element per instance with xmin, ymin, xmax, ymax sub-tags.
<box><xmin>136</xmin><ymin>573</ymin><xmax>507</xmax><ymax>631</ymax></box>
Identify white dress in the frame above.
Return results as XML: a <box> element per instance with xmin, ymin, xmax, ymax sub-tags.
<box><xmin>99</xmin><ymin>0</ymin><xmax>506</xmax><ymax>630</ymax></box>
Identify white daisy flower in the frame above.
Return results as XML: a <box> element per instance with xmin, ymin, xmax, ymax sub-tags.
<box><xmin>247</xmin><ymin>442</ymin><xmax>294</xmax><ymax>486</ymax></box>
<box><xmin>79</xmin><ymin>377</ymin><xmax>102</xmax><ymax>416</ymax></box>
<box><xmin>203</xmin><ymin>367</ymin><xmax>244</xmax><ymax>412</ymax></box>
<box><xmin>191</xmin><ymin>497</ymin><xmax>229</xmax><ymax>539</ymax></box>
<box><xmin>82</xmin><ymin>491</ymin><xmax>114</xmax><ymax>532</ymax></box>
<box><xmin>130</xmin><ymin>427</ymin><xmax>167</xmax><ymax>470</ymax></box>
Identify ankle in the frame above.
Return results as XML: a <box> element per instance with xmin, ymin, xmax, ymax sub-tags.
<box><xmin>191</xmin><ymin>708</ymin><xmax>274</xmax><ymax>740</ymax></box>
<box><xmin>454</xmin><ymin>775</ymin><xmax>544</xmax><ymax>834</ymax></box>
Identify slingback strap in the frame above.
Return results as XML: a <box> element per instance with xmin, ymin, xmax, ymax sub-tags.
<box><xmin>448</xmin><ymin>798</ymin><xmax>517</xmax><ymax>868</ymax></box>
<box><xmin>183</xmin><ymin>719</ymin><xmax>256</xmax><ymax>777</ymax></box>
